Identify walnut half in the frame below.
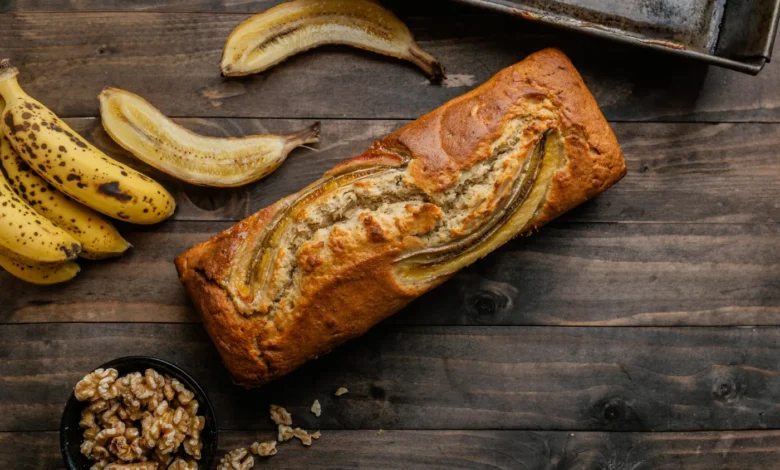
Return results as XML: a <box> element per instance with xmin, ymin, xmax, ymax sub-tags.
<box><xmin>216</xmin><ymin>447</ymin><xmax>254</xmax><ymax>470</ymax></box>
<box><xmin>250</xmin><ymin>440</ymin><xmax>277</xmax><ymax>457</ymax></box>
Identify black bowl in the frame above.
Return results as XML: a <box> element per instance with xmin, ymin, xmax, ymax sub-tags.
<box><xmin>60</xmin><ymin>356</ymin><xmax>218</xmax><ymax>469</ymax></box>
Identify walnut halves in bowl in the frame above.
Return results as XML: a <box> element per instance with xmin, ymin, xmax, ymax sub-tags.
<box><xmin>61</xmin><ymin>357</ymin><xmax>217</xmax><ymax>470</ymax></box>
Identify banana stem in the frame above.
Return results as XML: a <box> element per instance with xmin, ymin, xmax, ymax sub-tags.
<box><xmin>408</xmin><ymin>45</ymin><xmax>446</xmax><ymax>83</ymax></box>
<box><xmin>0</xmin><ymin>59</ymin><xmax>19</xmax><ymax>81</ymax></box>
<box><xmin>290</xmin><ymin>122</ymin><xmax>321</xmax><ymax>144</ymax></box>
<box><xmin>282</xmin><ymin>122</ymin><xmax>321</xmax><ymax>154</ymax></box>
<box><xmin>0</xmin><ymin>60</ymin><xmax>23</xmax><ymax>102</ymax></box>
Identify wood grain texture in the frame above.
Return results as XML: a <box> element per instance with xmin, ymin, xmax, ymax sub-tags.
<box><xmin>2</xmin><ymin>3</ymin><xmax>780</xmax><ymax>466</ymax></box>
<box><xmin>1</xmin><ymin>0</ymin><xmax>292</xmax><ymax>11</ymax></box>
<box><xmin>1</xmin><ymin>9</ymin><xmax>778</xmax><ymax>122</ymax></box>
<box><xmin>3</xmin><ymin>323</ymin><xmax>780</xmax><ymax>432</ymax></box>
<box><xmin>6</xmin><ymin>429</ymin><xmax>780</xmax><ymax>469</ymax></box>
<box><xmin>0</xmin><ymin>0</ymin><xmax>469</xmax><ymax>13</ymax></box>
<box><xmin>58</xmin><ymin>118</ymin><xmax>780</xmax><ymax>224</ymax></box>
<box><xmin>0</xmin><ymin>222</ymin><xmax>777</xmax><ymax>326</ymax></box>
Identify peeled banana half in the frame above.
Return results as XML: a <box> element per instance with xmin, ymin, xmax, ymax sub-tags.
<box><xmin>100</xmin><ymin>87</ymin><xmax>321</xmax><ymax>187</ymax></box>
<box><xmin>0</xmin><ymin>60</ymin><xmax>176</xmax><ymax>225</ymax></box>
<box><xmin>220</xmin><ymin>0</ymin><xmax>445</xmax><ymax>81</ymax></box>
<box><xmin>0</xmin><ymin>133</ymin><xmax>131</xmax><ymax>259</ymax></box>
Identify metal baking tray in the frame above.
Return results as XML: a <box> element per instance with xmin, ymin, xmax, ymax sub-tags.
<box><xmin>454</xmin><ymin>0</ymin><xmax>780</xmax><ymax>74</ymax></box>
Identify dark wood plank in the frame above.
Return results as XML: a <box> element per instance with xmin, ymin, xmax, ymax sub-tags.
<box><xmin>3</xmin><ymin>323</ymin><xmax>780</xmax><ymax>432</ymax></box>
<box><xmin>1</xmin><ymin>222</ymin><xmax>778</xmax><ymax>326</ymax></box>
<box><xmin>0</xmin><ymin>0</ymin><xmax>469</xmax><ymax>13</ymax></box>
<box><xmin>61</xmin><ymin>118</ymin><xmax>780</xmax><ymax>224</ymax></box>
<box><xmin>1</xmin><ymin>10</ymin><xmax>778</xmax><ymax>122</ymax></box>
<box><xmin>1</xmin><ymin>0</ymin><xmax>285</xmax><ymax>11</ymax></box>
<box><xmin>6</xmin><ymin>429</ymin><xmax>780</xmax><ymax>469</ymax></box>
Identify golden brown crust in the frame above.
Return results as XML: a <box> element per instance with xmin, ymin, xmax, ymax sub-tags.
<box><xmin>175</xmin><ymin>48</ymin><xmax>626</xmax><ymax>386</ymax></box>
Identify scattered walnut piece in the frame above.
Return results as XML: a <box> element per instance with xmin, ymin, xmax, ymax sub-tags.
<box><xmin>250</xmin><ymin>440</ymin><xmax>278</xmax><ymax>457</ymax></box>
<box><xmin>311</xmin><ymin>431</ymin><xmax>321</xmax><ymax>440</ymax></box>
<box><xmin>292</xmin><ymin>428</ymin><xmax>315</xmax><ymax>446</ymax></box>
<box><xmin>334</xmin><ymin>387</ymin><xmax>349</xmax><ymax>396</ymax></box>
<box><xmin>217</xmin><ymin>447</ymin><xmax>254</xmax><ymax>470</ymax></box>
<box><xmin>278</xmin><ymin>425</ymin><xmax>295</xmax><ymax>442</ymax></box>
<box><xmin>310</xmin><ymin>399</ymin><xmax>321</xmax><ymax>417</ymax></box>
<box><xmin>269</xmin><ymin>404</ymin><xmax>292</xmax><ymax>426</ymax></box>
<box><xmin>167</xmin><ymin>457</ymin><xmax>197</xmax><ymax>470</ymax></box>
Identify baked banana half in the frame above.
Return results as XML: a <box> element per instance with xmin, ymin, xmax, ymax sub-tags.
<box><xmin>176</xmin><ymin>49</ymin><xmax>627</xmax><ymax>386</ymax></box>
<box><xmin>220</xmin><ymin>0</ymin><xmax>444</xmax><ymax>80</ymax></box>
<box><xmin>100</xmin><ymin>87</ymin><xmax>320</xmax><ymax>187</ymax></box>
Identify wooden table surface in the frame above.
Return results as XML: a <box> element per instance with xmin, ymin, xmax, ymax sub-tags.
<box><xmin>2</xmin><ymin>1</ymin><xmax>780</xmax><ymax>468</ymax></box>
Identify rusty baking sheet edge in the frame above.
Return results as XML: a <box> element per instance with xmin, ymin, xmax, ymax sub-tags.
<box><xmin>454</xmin><ymin>0</ymin><xmax>780</xmax><ymax>75</ymax></box>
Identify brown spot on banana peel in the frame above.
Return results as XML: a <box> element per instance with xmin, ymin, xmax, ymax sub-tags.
<box><xmin>4</xmin><ymin>112</ymin><xmax>26</xmax><ymax>134</ymax></box>
<box><xmin>98</xmin><ymin>181</ymin><xmax>133</xmax><ymax>202</ymax></box>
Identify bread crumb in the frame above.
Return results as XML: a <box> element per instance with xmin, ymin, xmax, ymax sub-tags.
<box><xmin>311</xmin><ymin>399</ymin><xmax>321</xmax><ymax>417</ymax></box>
<box><xmin>334</xmin><ymin>387</ymin><xmax>348</xmax><ymax>396</ymax></box>
<box><xmin>311</xmin><ymin>431</ymin><xmax>321</xmax><ymax>440</ymax></box>
<box><xmin>270</xmin><ymin>404</ymin><xmax>293</xmax><ymax>426</ymax></box>
<box><xmin>278</xmin><ymin>425</ymin><xmax>294</xmax><ymax>442</ymax></box>
<box><xmin>250</xmin><ymin>440</ymin><xmax>277</xmax><ymax>457</ymax></box>
<box><xmin>377</xmin><ymin>429</ymin><xmax>384</xmax><ymax>436</ymax></box>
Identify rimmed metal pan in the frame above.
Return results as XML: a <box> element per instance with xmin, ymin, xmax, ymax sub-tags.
<box><xmin>454</xmin><ymin>0</ymin><xmax>780</xmax><ymax>74</ymax></box>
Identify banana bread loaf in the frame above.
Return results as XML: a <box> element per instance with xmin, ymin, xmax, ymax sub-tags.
<box><xmin>175</xmin><ymin>48</ymin><xmax>626</xmax><ymax>386</ymax></box>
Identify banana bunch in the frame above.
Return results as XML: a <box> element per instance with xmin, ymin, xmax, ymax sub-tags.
<box><xmin>0</xmin><ymin>59</ymin><xmax>175</xmax><ymax>285</ymax></box>
<box><xmin>0</xmin><ymin>60</ymin><xmax>175</xmax><ymax>225</ymax></box>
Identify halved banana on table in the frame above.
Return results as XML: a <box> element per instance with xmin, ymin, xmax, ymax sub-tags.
<box><xmin>99</xmin><ymin>87</ymin><xmax>321</xmax><ymax>187</ymax></box>
<box><xmin>0</xmin><ymin>60</ymin><xmax>176</xmax><ymax>225</ymax></box>
<box><xmin>220</xmin><ymin>0</ymin><xmax>445</xmax><ymax>81</ymax></box>
<box><xmin>0</xmin><ymin>134</ymin><xmax>131</xmax><ymax>259</ymax></box>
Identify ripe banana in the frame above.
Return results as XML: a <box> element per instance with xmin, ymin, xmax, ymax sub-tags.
<box><xmin>0</xmin><ymin>251</ymin><xmax>80</xmax><ymax>285</ymax></box>
<box><xmin>0</xmin><ymin>60</ymin><xmax>176</xmax><ymax>225</ymax></box>
<box><xmin>1</xmin><ymin>133</ymin><xmax>131</xmax><ymax>259</ymax></box>
<box><xmin>220</xmin><ymin>0</ymin><xmax>445</xmax><ymax>81</ymax></box>
<box><xmin>0</xmin><ymin>146</ymin><xmax>80</xmax><ymax>264</ymax></box>
<box><xmin>99</xmin><ymin>87</ymin><xmax>321</xmax><ymax>187</ymax></box>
